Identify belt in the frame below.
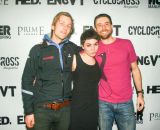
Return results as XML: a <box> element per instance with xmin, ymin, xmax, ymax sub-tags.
<box><xmin>44</xmin><ymin>99</ymin><xmax>71</xmax><ymax>111</ymax></box>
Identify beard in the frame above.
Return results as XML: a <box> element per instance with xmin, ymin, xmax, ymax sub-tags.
<box><xmin>99</xmin><ymin>29</ymin><xmax>113</xmax><ymax>40</ymax></box>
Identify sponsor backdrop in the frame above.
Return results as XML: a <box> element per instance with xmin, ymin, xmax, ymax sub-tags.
<box><xmin>0</xmin><ymin>0</ymin><xmax>160</xmax><ymax>130</ymax></box>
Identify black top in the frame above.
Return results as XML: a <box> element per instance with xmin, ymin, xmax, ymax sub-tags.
<box><xmin>70</xmin><ymin>53</ymin><xmax>101</xmax><ymax>130</ymax></box>
<box><xmin>72</xmin><ymin>53</ymin><xmax>101</xmax><ymax>106</ymax></box>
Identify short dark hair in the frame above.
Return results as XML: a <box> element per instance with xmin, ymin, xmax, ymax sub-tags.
<box><xmin>94</xmin><ymin>13</ymin><xmax>112</xmax><ymax>27</ymax></box>
<box><xmin>80</xmin><ymin>29</ymin><xmax>100</xmax><ymax>45</ymax></box>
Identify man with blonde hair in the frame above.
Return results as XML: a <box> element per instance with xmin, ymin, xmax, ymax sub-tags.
<box><xmin>22</xmin><ymin>11</ymin><xmax>79</xmax><ymax>130</ymax></box>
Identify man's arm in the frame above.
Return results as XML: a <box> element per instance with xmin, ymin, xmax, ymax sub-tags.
<box><xmin>21</xmin><ymin>45</ymin><xmax>40</xmax><ymax>128</ymax></box>
<box><xmin>22</xmin><ymin>45</ymin><xmax>38</xmax><ymax>115</ymax></box>
<box><xmin>131</xmin><ymin>61</ymin><xmax>145</xmax><ymax>111</ymax></box>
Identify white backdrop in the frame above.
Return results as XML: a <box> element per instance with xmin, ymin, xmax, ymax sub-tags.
<box><xmin>0</xmin><ymin>0</ymin><xmax>160</xmax><ymax>130</ymax></box>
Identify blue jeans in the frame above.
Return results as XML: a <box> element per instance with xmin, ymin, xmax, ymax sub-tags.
<box><xmin>99</xmin><ymin>99</ymin><xmax>136</xmax><ymax>130</ymax></box>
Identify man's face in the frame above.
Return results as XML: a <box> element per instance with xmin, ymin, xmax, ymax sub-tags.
<box><xmin>95</xmin><ymin>17</ymin><xmax>113</xmax><ymax>40</ymax></box>
<box><xmin>52</xmin><ymin>15</ymin><xmax>72</xmax><ymax>42</ymax></box>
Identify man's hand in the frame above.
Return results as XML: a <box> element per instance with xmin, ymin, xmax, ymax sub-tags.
<box><xmin>136</xmin><ymin>94</ymin><xmax>145</xmax><ymax>111</ymax></box>
<box><xmin>25</xmin><ymin>114</ymin><xmax>35</xmax><ymax>128</ymax></box>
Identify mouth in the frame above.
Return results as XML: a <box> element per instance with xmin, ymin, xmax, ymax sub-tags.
<box><xmin>91</xmin><ymin>52</ymin><xmax>96</xmax><ymax>55</ymax></box>
<box><xmin>61</xmin><ymin>32</ymin><xmax>67</xmax><ymax>36</ymax></box>
<box><xmin>60</xmin><ymin>30</ymin><xmax>67</xmax><ymax>35</ymax></box>
<box><xmin>101</xmin><ymin>31</ymin><xmax>108</xmax><ymax>35</ymax></box>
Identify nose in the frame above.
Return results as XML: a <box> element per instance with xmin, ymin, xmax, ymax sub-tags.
<box><xmin>63</xmin><ymin>25</ymin><xmax>68</xmax><ymax>31</ymax></box>
<box><xmin>91</xmin><ymin>46</ymin><xmax>96</xmax><ymax>52</ymax></box>
<box><xmin>63</xmin><ymin>24</ymin><xmax>71</xmax><ymax>31</ymax></box>
<box><xmin>101</xmin><ymin>24</ymin><xmax>107</xmax><ymax>31</ymax></box>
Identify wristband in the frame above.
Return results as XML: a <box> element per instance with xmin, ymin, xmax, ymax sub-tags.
<box><xmin>136</xmin><ymin>89</ymin><xmax>144</xmax><ymax>95</ymax></box>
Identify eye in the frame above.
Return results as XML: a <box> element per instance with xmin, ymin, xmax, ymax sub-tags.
<box><xmin>95</xmin><ymin>43</ymin><xmax>98</xmax><ymax>46</ymax></box>
<box><xmin>105</xmin><ymin>22</ymin><xmax>111</xmax><ymax>26</ymax></box>
<box><xmin>86</xmin><ymin>44</ymin><xmax>91</xmax><ymax>47</ymax></box>
<box><xmin>59</xmin><ymin>22</ymin><xmax>64</xmax><ymax>26</ymax></box>
<box><xmin>97</xmin><ymin>24</ymin><xmax>102</xmax><ymax>28</ymax></box>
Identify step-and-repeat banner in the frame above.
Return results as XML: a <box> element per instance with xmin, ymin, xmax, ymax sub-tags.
<box><xmin>0</xmin><ymin>0</ymin><xmax>160</xmax><ymax>130</ymax></box>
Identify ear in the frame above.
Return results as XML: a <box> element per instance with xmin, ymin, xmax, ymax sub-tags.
<box><xmin>82</xmin><ymin>45</ymin><xmax>84</xmax><ymax>49</ymax></box>
<box><xmin>51</xmin><ymin>25</ymin><xmax>55</xmax><ymax>31</ymax></box>
<box><xmin>94</xmin><ymin>27</ymin><xmax>97</xmax><ymax>32</ymax></box>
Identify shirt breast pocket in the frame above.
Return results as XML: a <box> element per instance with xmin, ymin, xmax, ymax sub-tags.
<box><xmin>39</xmin><ymin>55</ymin><xmax>60</xmax><ymax>79</ymax></box>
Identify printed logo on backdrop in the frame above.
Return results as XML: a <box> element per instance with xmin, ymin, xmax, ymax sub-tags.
<box><xmin>135</xmin><ymin>112</ymin><xmax>143</xmax><ymax>124</ymax></box>
<box><xmin>150</xmin><ymin>113</ymin><xmax>160</xmax><ymax>121</ymax></box>
<box><xmin>15</xmin><ymin>0</ymin><xmax>84</xmax><ymax>5</ymax></box>
<box><xmin>0</xmin><ymin>115</ymin><xmax>25</xmax><ymax>125</ymax></box>
<box><xmin>0</xmin><ymin>86</ymin><xmax>16</xmax><ymax>97</ymax></box>
<box><xmin>93</xmin><ymin>0</ymin><xmax>140</xmax><ymax>8</ymax></box>
<box><xmin>0</xmin><ymin>57</ymin><xmax>19</xmax><ymax>69</ymax></box>
<box><xmin>128</xmin><ymin>26</ymin><xmax>160</xmax><ymax>38</ymax></box>
<box><xmin>17</xmin><ymin>26</ymin><xmax>45</xmax><ymax>36</ymax></box>
<box><xmin>0</xmin><ymin>116</ymin><xmax>11</xmax><ymax>125</ymax></box>
<box><xmin>138</xmin><ymin>55</ymin><xmax>160</xmax><ymax>66</ymax></box>
<box><xmin>15</xmin><ymin>0</ymin><xmax>41</xmax><ymax>5</ymax></box>
<box><xmin>83</xmin><ymin>25</ymin><xmax>121</xmax><ymax>36</ymax></box>
<box><xmin>148</xmin><ymin>0</ymin><xmax>160</xmax><ymax>8</ymax></box>
<box><xmin>0</xmin><ymin>0</ymin><xmax>9</xmax><ymax>5</ymax></box>
<box><xmin>147</xmin><ymin>85</ymin><xmax>160</xmax><ymax>94</ymax></box>
<box><xmin>0</xmin><ymin>25</ymin><xmax>11</xmax><ymax>39</ymax></box>
<box><xmin>47</xmin><ymin>0</ymin><xmax>84</xmax><ymax>5</ymax></box>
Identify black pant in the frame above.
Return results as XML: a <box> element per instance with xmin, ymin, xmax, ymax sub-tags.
<box><xmin>33</xmin><ymin>105</ymin><xmax>70</xmax><ymax>130</ymax></box>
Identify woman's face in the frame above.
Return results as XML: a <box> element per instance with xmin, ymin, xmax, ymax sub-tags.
<box><xmin>82</xmin><ymin>39</ymin><xmax>99</xmax><ymax>57</ymax></box>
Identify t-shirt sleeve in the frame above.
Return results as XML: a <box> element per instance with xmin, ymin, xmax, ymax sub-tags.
<box><xmin>127</xmin><ymin>40</ymin><xmax>138</xmax><ymax>63</ymax></box>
